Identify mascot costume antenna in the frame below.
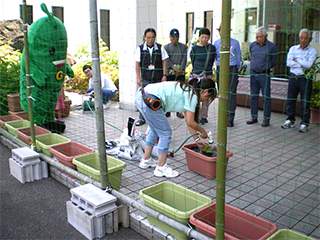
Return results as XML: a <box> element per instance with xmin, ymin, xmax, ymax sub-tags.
<box><xmin>20</xmin><ymin>3</ymin><xmax>74</xmax><ymax>131</ymax></box>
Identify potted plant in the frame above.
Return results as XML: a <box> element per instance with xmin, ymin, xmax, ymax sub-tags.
<box><xmin>181</xmin><ymin>143</ymin><xmax>233</xmax><ymax>179</ymax></box>
<box><xmin>307</xmin><ymin>57</ymin><xmax>320</xmax><ymax>125</ymax></box>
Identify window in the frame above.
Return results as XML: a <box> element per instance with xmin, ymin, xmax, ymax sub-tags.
<box><xmin>52</xmin><ymin>6</ymin><xmax>64</xmax><ymax>23</ymax></box>
<box><xmin>186</xmin><ymin>12</ymin><xmax>194</xmax><ymax>44</ymax></box>
<box><xmin>245</xmin><ymin>8</ymin><xmax>257</xmax><ymax>42</ymax></box>
<box><xmin>204</xmin><ymin>11</ymin><xmax>213</xmax><ymax>37</ymax></box>
<box><xmin>19</xmin><ymin>4</ymin><xmax>33</xmax><ymax>25</ymax></box>
<box><xmin>100</xmin><ymin>9</ymin><xmax>110</xmax><ymax>49</ymax></box>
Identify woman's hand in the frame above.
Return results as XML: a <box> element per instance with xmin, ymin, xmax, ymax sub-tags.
<box><xmin>196</xmin><ymin>140</ymin><xmax>208</xmax><ymax>150</ymax></box>
<box><xmin>199</xmin><ymin>130</ymin><xmax>208</xmax><ymax>139</ymax></box>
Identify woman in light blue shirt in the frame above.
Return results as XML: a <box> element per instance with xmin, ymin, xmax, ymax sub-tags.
<box><xmin>135</xmin><ymin>78</ymin><xmax>216</xmax><ymax>178</ymax></box>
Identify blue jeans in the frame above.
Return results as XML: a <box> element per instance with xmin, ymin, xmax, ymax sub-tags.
<box><xmin>286</xmin><ymin>77</ymin><xmax>312</xmax><ymax>126</ymax></box>
<box><xmin>250</xmin><ymin>73</ymin><xmax>271</xmax><ymax>120</ymax></box>
<box><xmin>86</xmin><ymin>88</ymin><xmax>117</xmax><ymax>103</ymax></box>
<box><xmin>135</xmin><ymin>91</ymin><xmax>172</xmax><ymax>154</ymax></box>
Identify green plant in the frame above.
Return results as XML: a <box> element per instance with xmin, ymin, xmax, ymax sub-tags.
<box><xmin>68</xmin><ymin>40</ymin><xmax>119</xmax><ymax>100</ymax></box>
<box><xmin>0</xmin><ymin>41</ymin><xmax>22</xmax><ymax>115</ymax></box>
<box><xmin>74</xmin><ymin>39</ymin><xmax>119</xmax><ymax>69</ymax></box>
<box><xmin>308</xmin><ymin>57</ymin><xmax>320</xmax><ymax>110</ymax></box>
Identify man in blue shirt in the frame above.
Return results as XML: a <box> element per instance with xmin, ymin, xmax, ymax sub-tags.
<box><xmin>281</xmin><ymin>28</ymin><xmax>318</xmax><ymax>133</ymax></box>
<box><xmin>247</xmin><ymin>26</ymin><xmax>277</xmax><ymax>127</ymax></box>
<box><xmin>214</xmin><ymin>24</ymin><xmax>241</xmax><ymax>127</ymax></box>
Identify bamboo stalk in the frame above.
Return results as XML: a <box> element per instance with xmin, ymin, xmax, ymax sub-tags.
<box><xmin>22</xmin><ymin>0</ymin><xmax>36</xmax><ymax>150</ymax></box>
<box><xmin>215</xmin><ymin>0</ymin><xmax>232</xmax><ymax>239</ymax></box>
<box><xmin>89</xmin><ymin>0</ymin><xmax>109</xmax><ymax>189</ymax></box>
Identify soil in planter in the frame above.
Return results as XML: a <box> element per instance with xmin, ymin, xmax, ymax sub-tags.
<box><xmin>189</xmin><ymin>146</ymin><xmax>217</xmax><ymax>157</ymax></box>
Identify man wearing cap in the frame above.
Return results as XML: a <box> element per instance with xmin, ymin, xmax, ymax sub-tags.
<box><xmin>164</xmin><ymin>28</ymin><xmax>188</xmax><ymax>119</ymax></box>
<box><xmin>214</xmin><ymin>24</ymin><xmax>241</xmax><ymax>127</ymax></box>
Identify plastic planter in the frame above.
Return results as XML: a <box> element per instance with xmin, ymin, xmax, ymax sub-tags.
<box><xmin>49</xmin><ymin>142</ymin><xmax>94</xmax><ymax>169</ymax></box>
<box><xmin>189</xmin><ymin>203</ymin><xmax>277</xmax><ymax>240</ymax></box>
<box><xmin>0</xmin><ymin>115</ymin><xmax>23</xmax><ymax>130</ymax></box>
<box><xmin>9</xmin><ymin>110</ymin><xmax>29</xmax><ymax>120</ymax></box>
<box><xmin>182</xmin><ymin>143</ymin><xmax>233</xmax><ymax>179</ymax></box>
<box><xmin>5</xmin><ymin>120</ymin><xmax>31</xmax><ymax>136</ymax></box>
<box><xmin>266</xmin><ymin>229</ymin><xmax>315</xmax><ymax>240</ymax></box>
<box><xmin>73</xmin><ymin>153</ymin><xmax>126</xmax><ymax>190</ymax></box>
<box><xmin>17</xmin><ymin>126</ymin><xmax>51</xmax><ymax>145</ymax></box>
<box><xmin>7</xmin><ymin>93</ymin><xmax>22</xmax><ymax>112</ymax></box>
<box><xmin>139</xmin><ymin>181</ymin><xmax>212</xmax><ymax>239</ymax></box>
<box><xmin>36</xmin><ymin>133</ymin><xmax>71</xmax><ymax>157</ymax></box>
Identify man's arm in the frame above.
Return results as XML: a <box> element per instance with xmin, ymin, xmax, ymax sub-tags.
<box><xmin>296</xmin><ymin>49</ymin><xmax>318</xmax><ymax>70</ymax></box>
<box><xmin>286</xmin><ymin>46</ymin><xmax>301</xmax><ymax>68</ymax></box>
<box><xmin>270</xmin><ymin>43</ymin><xmax>278</xmax><ymax>68</ymax></box>
<box><xmin>235</xmin><ymin>40</ymin><xmax>242</xmax><ymax>69</ymax></box>
<box><xmin>180</xmin><ymin>44</ymin><xmax>188</xmax><ymax>70</ymax></box>
<box><xmin>135</xmin><ymin>61</ymin><xmax>142</xmax><ymax>86</ymax></box>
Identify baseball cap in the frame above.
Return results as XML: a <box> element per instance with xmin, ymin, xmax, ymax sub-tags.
<box><xmin>170</xmin><ymin>28</ymin><xmax>179</xmax><ymax>38</ymax></box>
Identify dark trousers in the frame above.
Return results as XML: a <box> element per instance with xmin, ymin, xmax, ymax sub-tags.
<box><xmin>139</xmin><ymin>79</ymin><xmax>161</xmax><ymax>121</ymax></box>
<box><xmin>216</xmin><ymin>66</ymin><xmax>239</xmax><ymax>122</ymax></box>
<box><xmin>286</xmin><ymin>77</ymin><xmax>312</xmax><ymax>126</ymax></box>
<box><xmin>250</xmin><ymin>73</ymin><xmax>271</xmax><ymax>120</ymax></box>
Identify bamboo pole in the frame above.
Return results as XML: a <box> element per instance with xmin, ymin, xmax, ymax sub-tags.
<box><xmin>21</xmin><ymin>0</ymin><xmax>36</xmax><ymax>150</ymax></box>
<box><xmin>215</xmin><ymin>0</ymin><xmax>231</xmax><ymax>239</ymax></box>
<box><xmin>89</xmin><ymin>0</ymin><xmax>109</xmax><ymax>189</ymax></box>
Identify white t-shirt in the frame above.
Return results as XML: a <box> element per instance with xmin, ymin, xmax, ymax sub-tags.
<box><xmin>135</xmin><ymin>42</ymin><xmax>169</xmax><ymax>62</ymax></box>
<box><xmin>88</xmin><ymin>72</ymin><xmax>117</xmax><ymax>92</ymax></box>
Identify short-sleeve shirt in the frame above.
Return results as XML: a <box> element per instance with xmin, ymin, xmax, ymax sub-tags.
<box><xmin>144</xmin><ymin>81</ymin><xmax>197</xmax><ymax>113</ymax></box>
<box><xmin>135</xmin><ymin>42</ymin><xmax>169</xmax><ymax>62</ymax></box>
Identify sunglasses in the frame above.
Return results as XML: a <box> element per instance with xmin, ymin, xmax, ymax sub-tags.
<box><xmin>84</xmin><ymin>69</ymin><xmax>91</xmax><ymax>74</ymax></box>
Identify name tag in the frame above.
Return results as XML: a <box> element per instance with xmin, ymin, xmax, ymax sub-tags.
<box><xmin>148</xmin><ymin>64</ymin><xmax>155</xmax><ymax>70</ymax></box>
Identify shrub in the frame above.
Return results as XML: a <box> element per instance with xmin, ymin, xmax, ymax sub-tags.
<box><xmin>0</xmin><ymin>41</ymin><xmax>22</xmax><ymax>115</ymax></box>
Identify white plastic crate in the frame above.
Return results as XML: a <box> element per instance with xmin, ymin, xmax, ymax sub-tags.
<box><xmin>70</xmin><ymin>183</ymin><xmax>117</xmax><ymax>217</ymax></box>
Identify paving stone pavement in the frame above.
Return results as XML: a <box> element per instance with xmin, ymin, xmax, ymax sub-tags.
<box><xmin>62</xmin><ymin>91</ymin><xmax>320</xmax><ymax>239</ymax></box>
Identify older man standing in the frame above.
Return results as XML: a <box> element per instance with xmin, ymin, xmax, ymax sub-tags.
<box><xmin>281</xmin><ymin>29</ymin><xmax>318</xmax><ymax>133</ymax></box>
<box><xmin>214</xmin><ymin>24</ymin><xmax>242</xmax><ymax>127</ymax></box>
<box><xmin>247</xmin><ymin>26</ymin><xmax>277</xmax><ymax>127</ymax></box>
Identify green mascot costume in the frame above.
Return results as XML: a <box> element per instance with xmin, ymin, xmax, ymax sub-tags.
<box><xmin>20</xmin><ymin>3</ymin><xmax>74</xmax><ymax>132</ymax></box>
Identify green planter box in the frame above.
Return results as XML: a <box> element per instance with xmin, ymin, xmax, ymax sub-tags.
<box><xmin>139</xmin><ymin>181</ymin><xmax>212</xmax><ymax>240</ymax></box>
<box><xmin>36</xmin><ymin>133</ymin><xmax>70</xmax><ymax>157</ymax></box>
<box><xmin>267</xmin><ymin>229</ymin><xmax>315</xmax><ymax>240</ymax></box>
<box><xmin>5</xmin><ymin>120</ymin><xmax>31</xmax><ymax>136</ymax></box>
<box><xmin>73</xmin><ymin>153</ymin><xmax>126</xmax><ymax>190</ymax></box>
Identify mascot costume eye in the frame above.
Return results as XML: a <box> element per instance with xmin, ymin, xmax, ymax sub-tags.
<box><xmin>20</xmin><ymin>3</ymin><xmax>74</xmax><ymax>132</ymax></box>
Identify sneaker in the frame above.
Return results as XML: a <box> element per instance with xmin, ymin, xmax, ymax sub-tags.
<box><xmin>139</xmin><ymin>158</ymin><xmax>158</xmax><ymax>169</ymax></box>
<box><xmin>247</xmin><ymin>118</ymin><xmax>258</xmax><ymax>124</ymax></box>
<box><xmin>201</xmin><ymin>118</ymin><xmax>208</xmax><ymax>123</ymax></box>
<box><xmin>154</xmin><ymin>164</ymin><xmax>179</xmax><ymax>178</ymax></box>
<box><xmin>176</xmin><ymin>112</ymin><xmax>184</xmax><ymax>119</ymax></box>
<box><xmin>298</xmin><ymin>124</ymin><xmax>308</xmax><ymax>133</ymax></box>
<box><xmin>135</xmin><ymin>119</ymin><xmax>146</xmax><ymax>126</ymax></box>
<box><xmin>103</xmin><ymin>102</ymin><xmax>111</xmax><ymax>109</ymax></box>
<box><xmin>261</xmin><ymin>120</ymin><xmax>270</xmax><ymax>127</ymax></box>
<box><xmin>281</xmin><ymin>120</ymin><xmax>294</xmax><ymax>129</ymax></box>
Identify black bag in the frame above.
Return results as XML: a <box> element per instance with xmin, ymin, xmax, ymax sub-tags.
<box><xmin>41</xmin><ymin>121</ymin><xmax>66</xmax><ymax>134</ymax></box>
